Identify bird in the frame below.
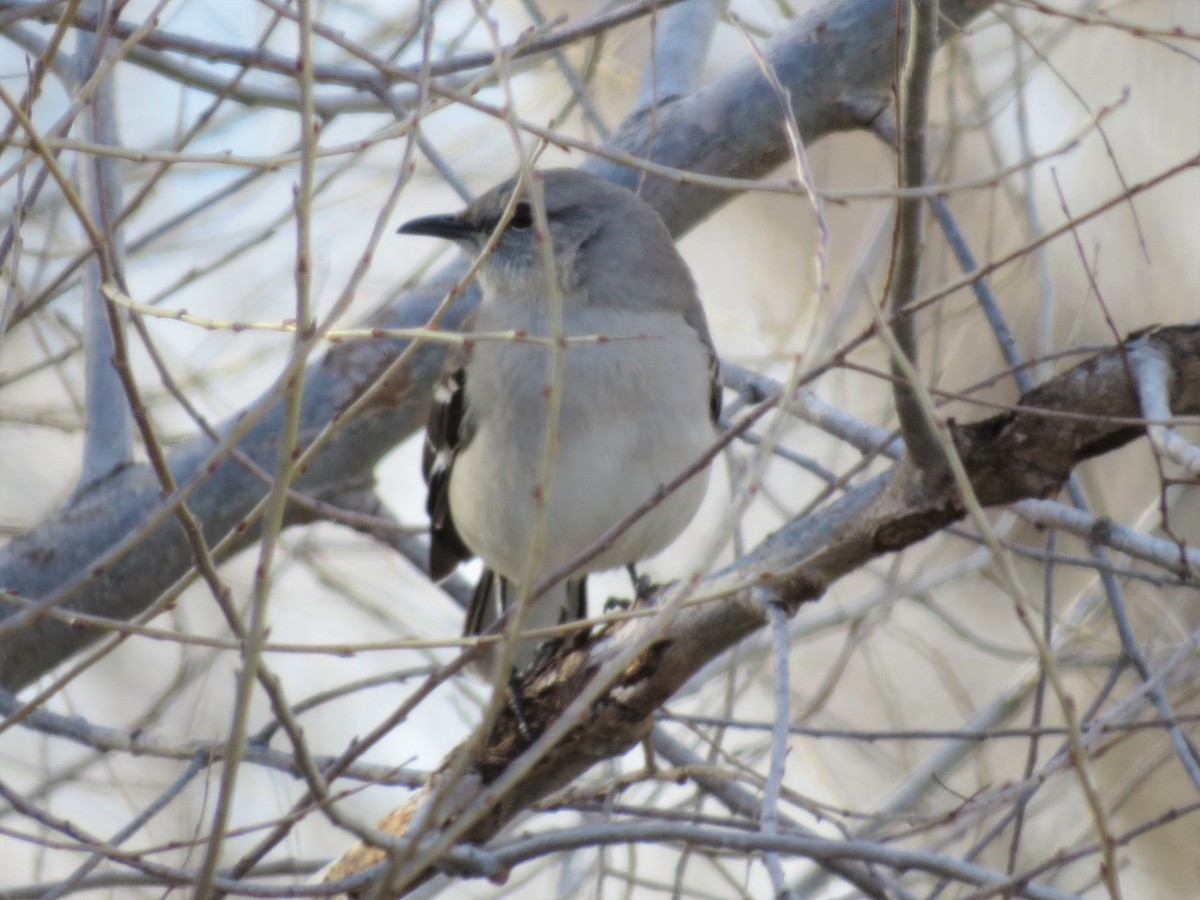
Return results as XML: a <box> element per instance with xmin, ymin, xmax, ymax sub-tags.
<box><xmin>398</xmin><ymin>168</ymin><xmax>720</xmax><ymax>675</ymax></box>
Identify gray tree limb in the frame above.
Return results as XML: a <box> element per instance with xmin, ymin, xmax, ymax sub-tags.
<box><xmin>321</xmin><ymin>323</ymin><xmax>1200</xmax><ymax>895</ymax></box>
<box><xmin>74</xmin><ymin>10</ymin><xmax>134</xmax><ymax>491</ymax></box>
<box><xmin>0</xmin><ymin>0</ymin><xmax>993</xmax><ymax>690</ymax></box>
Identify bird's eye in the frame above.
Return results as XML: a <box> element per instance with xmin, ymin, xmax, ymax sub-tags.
<box><xmin>508</xmin><ymin>202</ymin><xmax>534</xmax><ymax>231</ymax></box>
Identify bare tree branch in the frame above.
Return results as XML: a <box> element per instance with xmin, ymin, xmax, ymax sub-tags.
<box><xmin>884</xmin><ymin>0</ymin><xmax>943</xmax><ymax>470</ymax></box>
<box><xmin>72</xmin><ymin>4</ymin><xmax>133</xmax><ymax>489</ymax></box>
<box><xmin>0</xmin><ymin>0</ymin><xmax>994</xmax><ymax>691</ymax></box>
<box><xmin>4</xmin><ymin>0</ymin><xmax>1200</xmax><ymax>895</ymax></box>
<box><xmin>633</xmin><ymin>0</ymin><xmax>723</xmax><ymax>114</ymax></box>
<box><xmin>321</xmin><ymin>323</ymin><xmax>1200</xmax><ymax>894</ymax></box>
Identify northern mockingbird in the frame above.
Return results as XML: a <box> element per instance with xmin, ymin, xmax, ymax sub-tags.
<box><xmin>398</xmin><ymin>169</ymin><xmax>720</xmax><ymax>672</ymax></box>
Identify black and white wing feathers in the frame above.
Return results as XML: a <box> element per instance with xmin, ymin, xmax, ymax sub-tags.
<box><xmin>683</xmin><ymin>299</ymin><xmax>723</xmax><ymax>424</ymax></box>
<box><xmin>423</xmin><ymin>342</ymin><xmax>475</xmax><ymax>581</ymax></box>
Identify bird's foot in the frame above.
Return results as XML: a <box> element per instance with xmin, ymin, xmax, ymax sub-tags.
<box><xmin>603</xmin><ymin>596</ymin><xmax>632</xmax><ymax>614</ymax></box>
<box><xmin>625</xmin><ymin>563</ymin><xmax>656</xmax><ymax>603</ymax></box>
<box><xmin>528</xmin><ymin>636</ymin><xmax>564</xmax><ymax>676</ymax></box>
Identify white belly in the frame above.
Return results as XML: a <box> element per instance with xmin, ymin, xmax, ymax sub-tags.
<box><xmin>449</xmin><ymin>312</ymin><xmax>714</xmax><ymax>583</ymax></box>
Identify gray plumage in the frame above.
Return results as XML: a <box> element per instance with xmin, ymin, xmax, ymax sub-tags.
<box><xmin>399</xmin><ymin>169</ymin><xmax>720</xmax><ymax>672</ymax></box>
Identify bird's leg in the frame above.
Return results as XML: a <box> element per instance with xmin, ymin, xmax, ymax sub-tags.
<box><xmin>627</xmin><ymin>563</ymin><xmax>655</xmax><ymax>602</ymax></box>
<box><xmin>605</xmin><ymin>564</ymin><xmax>655</xmax><ymax>615</ymax></box>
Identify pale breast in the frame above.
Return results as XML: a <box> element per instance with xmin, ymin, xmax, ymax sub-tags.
<box><xmin>449</xmin><ymin>308</ymin><xmax>714</xmax><ymax>582</ymax></box>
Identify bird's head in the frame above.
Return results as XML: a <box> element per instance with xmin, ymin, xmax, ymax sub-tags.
<box><xmin>397</xmin><ymin>168</ymin><xmax>681</xmax><ymax>306</ymax></box>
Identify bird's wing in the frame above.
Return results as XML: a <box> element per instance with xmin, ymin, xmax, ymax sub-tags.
<box><xmin>423</xmin><ymin>337</ymin><xmax>476</xmax><ymax>580</ymax></box>
<box><xmin>683</xmin><ymin>298</ymin><xmax>723</xmax><ymax>424</ymax></box>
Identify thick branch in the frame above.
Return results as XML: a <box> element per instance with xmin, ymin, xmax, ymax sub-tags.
<box><xmin>886</xmin><ymin>0</ymin><xmax>943</xmax><ymax>469</ymax></box>
<box><xmin>0</xmin><ymin>0</ymin><xmax>994</xmax><ymax>690</ymax></box>
<box><xmin>322</xmin><ymin>324</ymin><xmax>1200</xmax><ymax>894</ymax></box>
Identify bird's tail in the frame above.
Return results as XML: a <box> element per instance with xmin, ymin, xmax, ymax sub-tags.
<box><xmin>464</xmin><ymin>571</ymin><xmax>587</xmax><ymax>676</ymax></box>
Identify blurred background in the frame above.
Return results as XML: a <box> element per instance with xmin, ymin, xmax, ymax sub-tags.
<box><xmin>2</xmin><ymin>0</ymin><xmax>1199</xmax><ymax>896</ymax></box>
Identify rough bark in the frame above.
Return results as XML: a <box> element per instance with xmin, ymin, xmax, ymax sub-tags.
<box><xmin>321</xmin><ymin>324</ymin><xmax>1200</xmax><ymax>895</ymax></box>
<box><xmin>0</xmin><ymin>0</ymin><xmax>993</xmax><ymax>689</ymax></box>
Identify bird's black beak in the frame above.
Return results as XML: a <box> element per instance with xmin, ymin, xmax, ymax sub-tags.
<box><xmin>396</xmin><ymin>213</ymin><xmax>476</xmax><ymax>241</ymax></box>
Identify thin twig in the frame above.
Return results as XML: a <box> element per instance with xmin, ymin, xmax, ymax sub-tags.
<box><xmin>761</xmin><ymin>601</ymin><xmax>797</xmax><ymax>899</ymax></box>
